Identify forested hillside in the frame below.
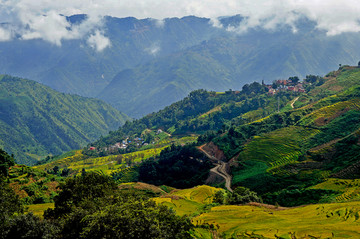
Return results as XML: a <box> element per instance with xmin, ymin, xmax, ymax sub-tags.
<box><xmin>0</xmin><ymin>75</ymin><xmax>129</xmax><ymax>165</ymax></box>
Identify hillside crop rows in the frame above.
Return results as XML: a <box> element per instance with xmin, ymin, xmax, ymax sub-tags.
<box><xmin>238</xmin><ymin>126</ymin><xmax>320</xmax><ymax>173</ymax></box>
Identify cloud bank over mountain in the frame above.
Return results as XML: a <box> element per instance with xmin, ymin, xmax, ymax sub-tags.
<box><xmin>0</xmin><ymin>0</ymin><xmax>360</xmax><ymax>49</ymax></box>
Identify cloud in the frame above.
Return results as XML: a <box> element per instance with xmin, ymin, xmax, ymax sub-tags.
<box><xmin>153</xmin><ymin>19</ymin><xmax>165</xmax><ymax>28</ymax></box>
<box><xmin>209</xmin><ymin>18</ymin><xmax>223</xmax><ymax>29</ymax></box>
<box><xmin>87</xmin><ymin>30</ymin><xmax>111</xmax><ymax>52</ymax></box>
<box><xmin>0</xmin><ymin>0</ymin><xmax>111</xmax><ymax>50</ymax></box>
<box><xmin>0</xmin><ymin>27</ymin><xmax>12</xmax><ymax>41</ymax></box>
<box><xmin>0</xmin><ymin>0</ymin><xmax>360</xmax><ymax>47</ymax></box>
<box><xmin>145</xmin><ymin>43</ymin><xmax>161</xmax><ymax>56</ymax></box>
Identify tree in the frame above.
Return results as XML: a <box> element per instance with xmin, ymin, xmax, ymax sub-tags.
<box><xmin>2</xmin><ymin>213</ymin><xmax>59</xmax><ymax>239</ymax></box>
<box><xmin>0</xmin><ymin>149</ymin><xmax>15</xmax><ymax>178</ymax></box>
<box><xmin>44</xmin><ymin>172</ymin><xmax>193</xmax><ymax>238</ymax></box>
<box><xmin>288</xmin><ymin>76</ymin><xmax>300</xmax><ymax>84</ymax></box>
<box><xmin>213</xmin><ymin>190</ymin><xmax>226</xmax><ymax>204</ymax></box>
<box><xmin>229</xmin><ymin>186</ymin><xmax>260</xmax><ymax>205</ymax></box>
<box><xmin>0</xmin><ymin>182</ymin><xmax>24</xmax><ymax>234</ymax></box>
<box><xmin>77</xmin><ymin>202</ymin><xmax>193</xmax><ymax>239</ymax></box>
<box><xmin>44</xmin><ymin>172</ymin><xmax>118</xmax><ymax>219</ymax></box>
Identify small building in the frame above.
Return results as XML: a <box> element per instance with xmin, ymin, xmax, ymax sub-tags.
<box><xmin>89</xmin><ymin>147</ymin><xmax>96</xmax><ymax>150</ymax></box>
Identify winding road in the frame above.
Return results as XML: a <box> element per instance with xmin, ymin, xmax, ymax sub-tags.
<box><xmin>199</xmin><ymin>146</ymin><xmax>233</xmax><ymax>192</ymax></box>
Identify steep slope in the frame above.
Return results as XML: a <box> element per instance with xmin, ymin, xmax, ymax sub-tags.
<box><xmin>0</xmin><ymin>75</ymin><xmax>129</xmax><ymax>165</ymax></box>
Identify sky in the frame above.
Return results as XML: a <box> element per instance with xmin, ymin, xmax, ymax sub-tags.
<box><xmin>1</xmin><ymin>0</ymin><xmax>360</xmax><ymax>51</ymax></box>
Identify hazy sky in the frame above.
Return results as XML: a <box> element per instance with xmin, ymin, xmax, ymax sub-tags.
<box><xmin>1</xmin><ymin>0</ymin><xmax>360</xmax><ymax>51</ymax></box>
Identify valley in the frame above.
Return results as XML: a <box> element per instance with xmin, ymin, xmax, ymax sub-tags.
<box><xmin>1</xmin><ymin>5</ymin><xmax>360</xmax><ymax>237</ymax></box>
<box><xmin>2</xmin><ymin>65</ymin><xmax>360</xmax><ymax>238</ymax></box>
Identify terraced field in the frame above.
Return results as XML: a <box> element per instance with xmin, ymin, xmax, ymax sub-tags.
<box><xmin>34</xmin><ymin>147</ymin><xmax>167</xmax><ymax>175</ymax></box>
<box><xmin>153</xmin><ymin>185</ymin><xmax>222</xmax><ymax>216</ymax></box>
<box><xmin>299</xmin><ymin>100</ymin><xmax>357</xmax><ymax>126</ymax></box>
<box><xmin>311</xmin><ymin>178</ymin><xmax>360</xmax><ymax>202</ymax></box>
<box><xmin>193</xmin><ymin>202</ymin><xmax>360</xmax><ymax>238</ymax></box>
<box><xmin>238</xmin><ymin>126</ymin><xmax>320</xmax><ymax>173</ymax></box>
<box><xmin>153</xmin><ymin>185</ymin><xmax>360</xmax><ymax>238</ymax></box>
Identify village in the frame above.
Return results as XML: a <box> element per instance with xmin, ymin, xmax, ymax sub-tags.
<box><xmin>265</xmin><ymin>77</ymin><xmax>306</xmax><ymax>95</ymax></box>
<box><xmin>89</xmin><ymin>129</ymin><xmax>166</xmax><ymax>152</ymax></box>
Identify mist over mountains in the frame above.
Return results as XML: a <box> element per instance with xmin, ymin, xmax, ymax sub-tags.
<box><xmin>1</xmin><ymin>14</ymin><xmax>360</xmax><ymax>117</ymax></box>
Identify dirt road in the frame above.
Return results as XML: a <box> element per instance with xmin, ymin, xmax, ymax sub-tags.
<box><xmin>199</xmin><ymin>145</ymin><xmax>233</xmax><ymax>192</ymax></box>
<box><xmin>290</xmin><ymin>96</ymin><xmax>300</xmax><ymax>109</ymax></box>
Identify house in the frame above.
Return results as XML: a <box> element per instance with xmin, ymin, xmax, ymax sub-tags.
<box><xmin>287</xmin><ymin>86</ymin><xmax>295</xmax><ymax>91</ymax></box>
<box><xmin>89</xmin><ymin>147</ymin><xmax>96</xmax><ymax>150</ymax></box>
<box><xmin>268</xmin><ymin>88</ymin><xmax>276</xmax><ymax>95</ymax></box>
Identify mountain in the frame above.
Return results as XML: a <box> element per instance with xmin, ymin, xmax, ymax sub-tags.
<box><xmin>100</xmin><ymin>26</ymin><xmax>360</xmax><ymax>117</ymax></box>
<box><xmin>0</xmin><ymin>15</ymin><xmax>218</xmax><ymax>97</ymax></box>
<box><xmin>2</xmin><ymin>15</ymin><xmax>360</xmax><ymax>118</ymax></box>
<box><xmin>0</xmin><ymin>75</ymin><xmax>129</xmax><ymax>165</ymax></box>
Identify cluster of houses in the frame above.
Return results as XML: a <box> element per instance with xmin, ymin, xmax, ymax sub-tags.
<box><xmin>265</xmin><ymin>79</ymin><xmax>306</xmax><ymax>95</ymax></box>
<box><xmin>113</xmin><ymin>137</ymin><xmax>148</xmax><ymax>150</ymax></box>
<box><xmin>89</xmin><ymin>138</ymin><xmax>148</xmax><ymax>152</ymax></box>
<box><xmin>89</xmin><ymin>129</ymin><xmax>165</xmax><ymax>151</ymax></box>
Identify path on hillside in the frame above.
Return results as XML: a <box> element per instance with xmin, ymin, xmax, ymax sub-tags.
<box><xmin>290</xmin><ymin>96</ymin><xmax>300</xmax><ymax>109</ymax></box>
<box><xmin>199</xmin><ymin>146</ymin><xmax>233</xmax><ymax>192</ymax></box>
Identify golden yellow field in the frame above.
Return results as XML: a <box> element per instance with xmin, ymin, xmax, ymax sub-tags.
<box><xmin>27</xmin><ymin>203</ymin><xmax>54</xmax><ymax>218</ymax></box>
<box><xmin>154</xmin><ymin>185</ymin><xmax>360</xmax><ymax>238</ymax></box>
<box><xmin>194</xmin><ymin>202</ymin><xmax>360</xmax><ymax>238</ymax></box>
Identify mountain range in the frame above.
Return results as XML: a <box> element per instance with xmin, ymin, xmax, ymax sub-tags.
<box><xmin>1</xmin><ymin>15</ymin><xmax>360</xmax><ymax>117</ymax></box>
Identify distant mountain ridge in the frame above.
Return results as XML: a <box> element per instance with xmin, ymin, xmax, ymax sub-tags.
<box><xmin>0</xmin><ymin>75</ymin><xmax>129</xmax><ymax>165</ymax></box>
<box><xmin>1</xmin><ymin>14</ymin><xmax>360</xmax><ymax>117</ymax></box>
<box><xmin>0</xmin><ymin>15</ymin><xmax>219</xmax><ymax>97</ymax></box>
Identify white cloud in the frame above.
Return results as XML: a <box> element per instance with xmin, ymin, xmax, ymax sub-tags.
<box><xmin>145</xmin><ymin>43</ymin><xmax>161</xmax><ymax>56</ymax></box>
<box><xmin>87</xmin><ymin>30</ymin><xmax>111</xmax><ymax>52</ymax></box>
<box><xmin>0</xmin><ymin>27</ymin><xmax>12</xmax><ymax>41</ymax></box>
<box><xmin>0</xmin><ymin>0</ymin><xmax>360</xmax><ymax>46</ymax></box>
<box><xmin>209</xmin><ymin>18</ymin><xmax>223</xmax><ymax>29</ymax></box>
<box><xmin>153</xmin><ymin>19</ymin><xmax>165</xmax><ymax>28</ymax></box>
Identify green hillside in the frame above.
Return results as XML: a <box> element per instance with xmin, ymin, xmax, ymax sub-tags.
<box><xmin>0</xmin><ymin>75</ymin><xmax>129</xmax><ymax>165</ymax></box>
<box><xmin>6</xmin><ymin>66</ymin><xmax>360</xmax><ymax>238</ymax></box>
